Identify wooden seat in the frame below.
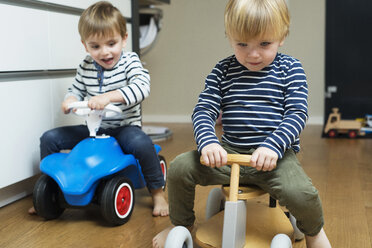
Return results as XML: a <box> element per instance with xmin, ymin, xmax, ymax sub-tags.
<box><xmin>222</xmin><ymin>185</ymin><xmax>266</xmax><ymax>200</ymax></box>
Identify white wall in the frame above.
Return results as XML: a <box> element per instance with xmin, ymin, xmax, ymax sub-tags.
<box><xmin>141</xmin><ymin>0</ymin><xmax>325</xmax><ymax>125</ymax></box>
<box><xmin>283</xmin><ymin>0</ymin><xmax>325</xmax><ymax>125</ymax></box>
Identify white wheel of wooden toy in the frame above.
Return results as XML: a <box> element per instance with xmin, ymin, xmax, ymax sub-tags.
<box><xmin>205</xmin><ymin>187</ymin><xmax>225</xmax><ymax>220</ymax></box>
<box><xmin>164</xmin><ymin>226</ymin><xmax>193</xmax><ymax>248</ymax></box>
<box><xmin>289</xmin><ymin>213</ymin><xmax>305</xmax><ymax>241</ymax></box>
<box><xmin>270</xmin><ymin>234</ymin><xmax>292</xmax><ymax>248</ymax></box>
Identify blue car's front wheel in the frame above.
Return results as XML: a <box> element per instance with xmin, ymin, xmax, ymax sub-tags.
<box><xmin>33</xmin><ymin>174</ymin><xmax>65</xmax><ymax>220</ymax></box>
<box><xmin>100</xmin><ymin>176</ymin><xmax>135</xmax><ymax>225</ymax></box>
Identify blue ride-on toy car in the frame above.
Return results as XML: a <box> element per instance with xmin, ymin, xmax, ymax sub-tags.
<box><xmin>32</xmin><ymin>101</ymin><xmax>167</xmax><ymax>225</ymax></box>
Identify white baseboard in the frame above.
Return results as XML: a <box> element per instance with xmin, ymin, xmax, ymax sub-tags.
<box><xmin>307</xmin><ymin>115</ymin><xmax>324</xmax><ymax>125</ymax></box>
<box><xmin>143</xmin><ymin>114</ymin><xmax>324</xmax><ymax>125</ymax></box>
<box><xmin>0</xmin><ymin>175</ymin><xmax>39</xmax><ymax>207</ymax></box>
<box><xmin>143</xmin><ymin>114</ymin><xmax>192</xmax><ymax>123</ymax></box>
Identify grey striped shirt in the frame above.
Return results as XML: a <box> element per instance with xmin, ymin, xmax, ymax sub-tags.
<box><xmin>66</xmin><ymin>51</ymin><xmax>150</xmax><ymax>128</ymax></box>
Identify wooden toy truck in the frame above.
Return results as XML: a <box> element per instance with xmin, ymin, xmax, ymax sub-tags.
<box><xmin>324</xmin><ymin>108</ymin><xmax>364</xmax><ymax>138</ymax></box>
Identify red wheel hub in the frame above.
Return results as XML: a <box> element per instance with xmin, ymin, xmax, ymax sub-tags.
<box><xmin>328</xmin><ymin>130</ymin><xmax>336</xmax><ymax>137</ymax></box>
<box><xmin>349</xmin><ymin>131</ymin><xmax>357</xmax><ymax>138</ymax></box>
<box><xmin>160</xmin><ymin>160</ymin><xmax>166</xmax><ymax>180</ymax></box>
<box><xmin>116</xmin><ymin>184</ymin><xmax>132</xmax><ymax>216</ymax></box>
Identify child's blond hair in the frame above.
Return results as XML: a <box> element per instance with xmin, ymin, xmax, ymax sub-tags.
<box><xmin>224</xmin><ymin>0</ymin><xmax>290</xmax><ymax>41</ymax></box>
<box><xmin>78</xmin><ymin>1</ymin><xmax>127</xmax><ymax>41</ymax></box>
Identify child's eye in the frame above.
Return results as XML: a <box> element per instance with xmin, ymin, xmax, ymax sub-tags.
<box><xmin>91</xmin><ymin>45</ymin><xmax>99</xmax><ymax>49</ymax></box>
<box><xmin>237</xmin><ymin>43</ymin><xmax>247</xmax><ymax>47</ymax></box>
<box><xmin>260</xmin><ymin>42</ymin><xmax>271</xmax><ymax>47</ymax></box>
<box><xmin>109</xmin><ymin>42</ymin><xmax>116</xmax><ymax>47</ymax></box>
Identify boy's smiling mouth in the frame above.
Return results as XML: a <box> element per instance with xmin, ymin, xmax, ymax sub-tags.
<box><xmin>102</xmin><ymin>58</ymin><xmax>114</xmax><ymax>64</ymax></box>
<box><xmin>101</xmin><ymin>57</ymin><xmax>115</xmax><ymax>67</ymax></box>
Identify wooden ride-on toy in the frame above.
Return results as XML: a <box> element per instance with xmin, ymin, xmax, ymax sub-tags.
<box><xmin>165</xmin><ymin>154</ymin><xmax>304</xmax><ymax>248</ymax></box>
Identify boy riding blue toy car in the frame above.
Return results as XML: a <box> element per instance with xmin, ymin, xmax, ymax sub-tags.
<box><xmin>32</xmin><ymin>101</ymin><xmax>167</xmax><ymax>225</ymax></box>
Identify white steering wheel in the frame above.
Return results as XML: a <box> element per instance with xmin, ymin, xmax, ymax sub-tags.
<box><xmin>67</xmin><ymin>101</ymin><xmax>122</xmax><ymax>137</ymax></box>
<box><xmin>68</xmin><ymin>101</ymin><xmax>122</xmax><ymax>118</ymax></box>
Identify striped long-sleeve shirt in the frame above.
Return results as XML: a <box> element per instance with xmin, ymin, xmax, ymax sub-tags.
<box><xmin>192</xmin><ymin>53</ymin><xmax>308</xmax><ymax>159</ymax></box>
<box><xmin>66</xmin><ymin>51</ymin><xmax>150</xmax><ymax>128</ymax></box>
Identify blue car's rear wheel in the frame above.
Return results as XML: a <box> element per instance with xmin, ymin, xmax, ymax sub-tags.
<box><xmin>159</xmin><ymin>155</ymin><xmax>167</xmax><ymax>190</ymax></box>
<box><xmin>100</xmin><ymin>176</ymin><xmax>135</xmax><ymax>225</ymax></box>
<box><xmin>33</xmin><ymin>174</ymin><xmax>65</xmax><ymax>220</ymax></box>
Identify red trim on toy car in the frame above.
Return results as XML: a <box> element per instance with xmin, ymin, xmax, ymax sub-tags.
<box><xmin>115</xmin><ymin>183</ymin><xmax>133</xmax><ymax>218</ymax></box>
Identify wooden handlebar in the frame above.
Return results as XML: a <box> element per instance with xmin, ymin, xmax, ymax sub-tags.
<box><xmin>200</xmin><ymin>154</ymin><xmax>252</xmax><ymax>167</ymax></box>
<box><xmin>200</xmin><ymin>154</ymin><xmax>252</xmax><ymax>202</ymax></box>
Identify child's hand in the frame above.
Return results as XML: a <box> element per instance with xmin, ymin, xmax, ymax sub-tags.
<box><xmin>250</xmin><ymin>147</ymin><xmax>278</xmax><ymax>171</ymax></box>
<box><xmin>201</xmin><ymin>143</ymin><xmax>227</xmax><ymax>168</ymax></box>
<box><xmin>61</xmin><ymin>96</ymin><xmax>78</xmax><ymax>114</ymax></box>
<box><xmin>88</xmin><ymin>94</ymin><xmax>110</xmax><ymax>110</ymax></box>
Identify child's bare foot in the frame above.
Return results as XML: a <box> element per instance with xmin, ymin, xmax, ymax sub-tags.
<box><xmin>151</xmin><ymin>188</ymin><xmax>169</xmax><ymax>217</ymax></box>
<box><xmin>28</xmin><ymin>206</ymin><xmax>37</xmax><ymax>215</ymax></box>
<box><xmin>152</xmin><ymin>226</ymin><xmax>173</xmax><ymax>248</ymax></box>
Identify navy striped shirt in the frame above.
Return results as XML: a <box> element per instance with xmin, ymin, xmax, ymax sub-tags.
<box><xmin>192</xmin><ymin>53</ymin><xmax>308</xmax><ymax>158</ymax></box>
<box><xmin>66</xmin><ymin>51</ymin><xmax>150</xmax><ymax>128</ymax></box>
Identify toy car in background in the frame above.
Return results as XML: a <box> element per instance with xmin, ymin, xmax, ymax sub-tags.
<box><xmin>324</xmin><ymin>108</ymin><xmax>364</xmax><ymax>138</ymax></box>
<box><xmin>33</xmin><ymin>101</ymin><xmax>167</xmax><ymax>225</ymax></box>
<box><xmin>359</xmin><ymin>114</ymin><xmax>372</xmax><ymax>135</ymax></box>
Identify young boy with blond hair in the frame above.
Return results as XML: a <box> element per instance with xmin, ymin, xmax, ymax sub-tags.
<box><xmin>29</xmin><ymin>1</ymin><xmax>168</xmax><ymax>217</ymax></box>
<box><xmin>153</xmin><ymin>0</ymin><xmax>331</xmax><ymax>247</ymax></box>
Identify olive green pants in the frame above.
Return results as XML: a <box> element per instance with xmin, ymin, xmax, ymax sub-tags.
<box><xmin>167</xmin><ymin>144</ymin><xmax>324</xmax><ymax>236</ymax></box>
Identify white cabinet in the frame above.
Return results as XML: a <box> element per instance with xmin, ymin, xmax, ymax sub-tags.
<box><xmin>41</xmin><ymin>0</ymin><xmax>132</xmax><ymax>18</ymax></box>
<box><xmin>0</xmin><ymin>0</ymin><xmax>135</xmax><ymax>206</ymax></box>
<box><xmin>0</xmin><ymin>0</ymin><xmax>133</xmax><ymax>72</ymax></box>
<box><xmin>0</xmin><ymin>80</ymin><xmax>52</xmax><ymax>188</ymax></box>
<box><xmin>48</xmin><ymin>12</ymin><xmax>86</xmax><ymax>69</ymax></box>
<box><xmin>0</xmin><ymin>5</ymin><xmax>49</xmax><ymax>71</ymax></box>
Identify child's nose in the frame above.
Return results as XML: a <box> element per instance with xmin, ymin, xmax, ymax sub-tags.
<box><xmin>101</xmin><ymin>46</ymin><xmax>110</xmax><ymax>55</ymax></box>
<box><xmin>247</xmin><ymin>48</ymin><xmax>259</xmax><ymax>58</ymax></box>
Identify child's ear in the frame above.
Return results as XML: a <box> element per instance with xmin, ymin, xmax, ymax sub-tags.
<box><xmin>122</xmin><ymin>33</ymin><xmax>129</xmax><ymax>48</ymax></box>
<box><xmin>82</xmin><ymin>40</ymin><xmax>89</xmax><ymax>52</ymax></box>
<box><xmin>279</xmin><ymin>39</ymin><xmax>285</xmax><ymax>47</ymax></box>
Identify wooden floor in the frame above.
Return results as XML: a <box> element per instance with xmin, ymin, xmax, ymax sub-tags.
<box><xmin>1</xmin><ymin>123</ymin><xmax>372</xmax><ymax>248</ymax></box>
